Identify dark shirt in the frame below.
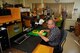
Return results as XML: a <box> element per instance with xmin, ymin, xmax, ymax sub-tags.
<box><xmin>48</xmin><ymin>27</ymin><xmax>61</xmax><ymax>46</ymax></box>
<box><xmin>61</xmin><ymin>11</ymin><xmax>67</xmax><ymax>20</ymax></box>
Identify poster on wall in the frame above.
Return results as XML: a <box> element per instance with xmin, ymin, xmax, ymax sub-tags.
<box><xmin>74</xmin><ymin>8</ymin><xmax>78</xmax><ymax>14</ymax></box>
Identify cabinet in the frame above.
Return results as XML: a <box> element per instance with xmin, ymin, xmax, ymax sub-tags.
<box><xmin>75</xmin><ymin>22</ymin><xmax>80</xmax><ymax>37</ymax></box>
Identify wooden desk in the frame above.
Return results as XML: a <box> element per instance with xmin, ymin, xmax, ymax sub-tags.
<box><xmin>32</xmin><ymin>44</ymin><xmax>53</xmax><ymax>53</ymax></box>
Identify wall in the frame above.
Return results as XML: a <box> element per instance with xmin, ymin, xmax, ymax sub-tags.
<box><xmin>64</xmin><ymin>0</ymin><xmax>80</xmax><ymax>29</ymax></box>
<box><xmin>72</xmin><ymin>0</ymin><xmax>80</xmax><ymax>20</ymax></box>
<box><xmin>0</xmin><ymin>0</ymin><xmax>3</xmax><ymax>7</ymax></box>
<box><xmin>3</xmin><ymin>0</ymin><xmax>14</xmax><ymax>4</ymax></box>
<box><xmin>0</xmin><ymin>0</ymin><xmax>19</xmax><ymax>5</ymax></box>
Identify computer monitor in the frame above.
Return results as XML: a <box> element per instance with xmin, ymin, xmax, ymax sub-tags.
<box><xmin>0</xmin><ymin>9</ymin><xmax>11</xmax><ymax>16</ymax></box>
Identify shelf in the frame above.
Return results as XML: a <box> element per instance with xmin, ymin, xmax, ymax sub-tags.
<box><xmin>0</xmin><ymin>8</ymin><xmax>21</xmax><ymax>25</ymax></box>
<box><xmin>0</xmin><ymin>17</ymin><xmax>21</xmax><ymax>24</ymax></box>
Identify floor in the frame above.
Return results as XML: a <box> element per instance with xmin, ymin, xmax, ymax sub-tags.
<box><xmin>3</xmin><ymin>32</ymin><xmax>80</xmax><ymax>53</ymax></box>
<box><xmin>3</xmin><ymin>48</ymin><xmax>25</xmax><ymax>53</ymax></box>
<box><xmin>63</xmin><ymin>31</ymin><xmax>80</xmax><ymax>53</ymax></box>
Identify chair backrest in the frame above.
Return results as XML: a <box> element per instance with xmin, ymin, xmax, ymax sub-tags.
<box><xmin>60</xmin><ymin>29</ymin><xmax>67</xmax><ymax>45</ymax></box>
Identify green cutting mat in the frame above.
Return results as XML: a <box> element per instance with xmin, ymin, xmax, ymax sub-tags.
<box><xmin>27</xmin><ymin>29</ymin><xmax>47</xmax><ymax>36</ymax></box>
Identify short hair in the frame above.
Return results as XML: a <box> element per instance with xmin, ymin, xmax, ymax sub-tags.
<box><xmin>47</xmin><ymin>19</ymin><xmax>55</xmax><ymax>25</ymax></box>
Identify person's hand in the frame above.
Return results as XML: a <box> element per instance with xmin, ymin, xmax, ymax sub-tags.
<box><xmin>38</xmin><ymin>30</ymin><xmax>44</xmax><ymax>36</ymax></box>
<box><xmin>41</xmin><ymin>29</ymin><xmax>50</xmax><ymax>32</ymax></box>
<box><xmin>40</xmin><ymin>30</ymin><xmax>44</xmax><ymax>33</ymax></box>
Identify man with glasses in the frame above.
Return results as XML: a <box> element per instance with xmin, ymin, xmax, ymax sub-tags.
<box><xmin>38</xmin><ymin>19</ymin><xmax>62</xmax><ymax>53</ymax></box>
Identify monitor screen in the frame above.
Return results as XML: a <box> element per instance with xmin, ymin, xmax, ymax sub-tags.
<box><xmin>0</xmin><ymin>9</ymin><xmax>11</xmax><ymax>16</ymax></box>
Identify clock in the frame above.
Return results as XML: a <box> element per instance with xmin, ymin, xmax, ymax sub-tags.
<box><xmin>55</xmin><ymin>0</ymin><xmax>60</xmax><ymax>2</ymax></box>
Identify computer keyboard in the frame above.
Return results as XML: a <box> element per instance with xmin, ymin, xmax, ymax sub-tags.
<box><xmin>14</xmin><ymin>34</ymin><xmax>30</xmax><ymax>44</ymax></box>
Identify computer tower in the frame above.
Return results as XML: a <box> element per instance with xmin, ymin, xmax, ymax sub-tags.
<box><xmin>0</xmin><ymin>28</ymin><xmax>9</xmax><ymax>50</ymax></box>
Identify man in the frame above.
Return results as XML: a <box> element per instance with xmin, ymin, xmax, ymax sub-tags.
<box><xmin>61</xmin><ymin>8</ymin><xmax>67</xmax><ymax>28</ymax></box>
<box><xmin>38</xmin><ymin>19</ymin><xmax>62</xmax><ymax>53</ymax></box>
<box><xmin>61</xmin><ymin>8</ymin><xmax>67</xmax><ymax>20</ymax></box>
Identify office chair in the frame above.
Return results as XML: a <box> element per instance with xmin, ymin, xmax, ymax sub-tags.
<box><xmin>60</xmin><ymin>29</ymin><xmax>67</xmax><ymax>47</ymax></box>
<box><xmin>58</xmin><ymin>29</ymin><xmax>67</xmax><ymax>53</ymax></box>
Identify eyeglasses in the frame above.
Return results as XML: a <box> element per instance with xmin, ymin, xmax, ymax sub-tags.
<box><xmin>47</xmin><ymin>24</ymin><xmax>53</xmax><ymax>25</ymax></box>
